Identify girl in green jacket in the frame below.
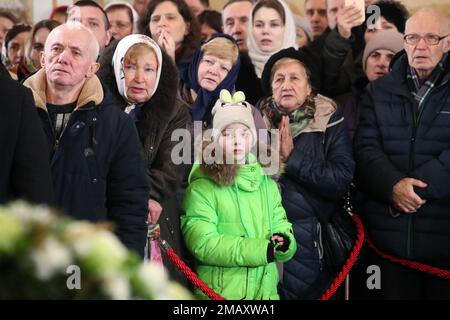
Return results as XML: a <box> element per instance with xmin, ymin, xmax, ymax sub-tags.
<box><xmin>181</xmin><ymin>90</ymin><xmax>297</xmax><ymax>300</ymax></box>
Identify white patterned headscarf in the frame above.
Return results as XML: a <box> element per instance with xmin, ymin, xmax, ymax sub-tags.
<box><xmin>104</xmin><ymin>1</ymin><xmax>139</xmax><ymax>34</ymax></box>
<box><xmin>247</xmin><ymin>0</ymin><xmax>298</xmax><ymax>78</ymax></box>
<box><xmin>112</xmin><ymin>34</ymin><xmax>163</xmax><ymax>105</ymax></box>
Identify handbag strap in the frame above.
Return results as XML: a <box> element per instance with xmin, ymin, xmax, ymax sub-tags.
<box><xmin>290</xmin><ymin>180</ymin><xmax>328</xmax><ymax>224</ymax></box>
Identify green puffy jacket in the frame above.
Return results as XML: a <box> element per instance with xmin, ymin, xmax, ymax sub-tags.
<box><xmin>181</xmin><ymin>160</ymin><xmax>296</xmax><ymax>300</ymax></box>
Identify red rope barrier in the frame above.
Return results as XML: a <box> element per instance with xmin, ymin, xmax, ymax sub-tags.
<box><xmin>365</xmin><ymin>234</ymin><xmax>450</xmax><ymax>279</ymax></box>
<box><xmin>320</xmin><ymin>215</ymin><xmax>365</xmax><ymax>300</ymax></box>
<box><xmin>159</xmin><ymin>240</ymin><xmax>225</xmax><ymax>300</ymax></box>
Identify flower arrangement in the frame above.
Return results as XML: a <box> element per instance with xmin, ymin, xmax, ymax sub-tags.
<box><xmin>0</xmin><ymin>201</ymin><xmax>192</xmax><ymax>300</ymax></box>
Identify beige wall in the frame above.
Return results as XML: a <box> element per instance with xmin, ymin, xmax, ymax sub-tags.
<box><xmin>210</xmin><ymin>0</ymin><xmax>450</xmax><ymax>17</ymax></box>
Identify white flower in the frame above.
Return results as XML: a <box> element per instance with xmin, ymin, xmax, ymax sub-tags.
<box><xmin>31</xmin><ymin>236</ymin><xmax>73</xmax><ymax>280</ymax></box>
<box><xmin>0</xmin><ymin>211</ymin><xmax>23</xmax><ymax>253</ymax></box>
<box><xmin>166</xmin><ymin>283</ymin><xmax>194</xmax><ymax>300</ymax></box>
<box><xmin>7</xmin><ymin>201</ymin><xmax>55</xmax><ymax>226</ymax></box>
<box><xmin>63</xmin><ymin>221</ymin><xmax>100</xmax><ymax>242</ymax></box>
<box><xmin>138</xmin><ymin>262</ymin><xmax>168</xmax><ymax>296</ymax></box>
<box><xmin>102</xmin><ymin>274</ymin><xmax>131</xmax><ymax>300</ymax></box>
<box><xmin>72</xmin><ymin>230</ymin><xmax>128</xmax><ymax>276</ymax></box>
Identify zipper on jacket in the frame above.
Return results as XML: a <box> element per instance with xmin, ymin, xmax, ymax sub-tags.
<box><xmin>405</xmin><ymin>78</ymin><xmax>448</xmax><ymax>258</ymax></box>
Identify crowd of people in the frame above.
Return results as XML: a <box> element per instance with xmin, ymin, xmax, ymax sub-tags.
<box><xmin>0</xmin><ymin>0</ymin><xmax>449</xmax><ymax>300</ymax></box>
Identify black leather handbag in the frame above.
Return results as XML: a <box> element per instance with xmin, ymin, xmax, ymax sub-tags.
<box><xmin>294</xmin><ymin>184</ymin><xmax>356</xmax><ymax>274</ymax></box>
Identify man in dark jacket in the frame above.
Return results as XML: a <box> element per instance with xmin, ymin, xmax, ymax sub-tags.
<box><xmin>0</xmin><ymin>68</ymin><xmax>55</xmax><ymax>205</ymax></box>
<box><xmin>355</xmin><ymin>8</ymin><xmax>450</xmax><ymax>299</ymax></box>
<box><xmin>306</xmin><ymin>0</ymin><xmax>365</xmax><ymax>98</ymax></box>
<box><xmin>23</xmin><ymin>22</ymin><xmax>149</xmax><ymax>257</ymax></box>
<box><xmin>222</xmin><ymin>0</ymin><xmax>263</xmax><ymax>105</ymax></box>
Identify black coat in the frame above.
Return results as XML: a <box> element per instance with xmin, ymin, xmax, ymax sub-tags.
<box><xmin>308</xmin><ymin>27</ymin><xmax>365</xmax><ymax>98</ymax></box>
<box><xmin>259</xmin><ymin>96</ymin><xmax>354</xmax><ymax>299</ymax></box>
<box><xmin>98</xmin><ymin>40</ymin><xmax>193</xmax><ymax>282</ymax></box>
<box><xmin>0</xmin><ymin>75</ymin><xmax>54</xmax><ymax>205</ymax></box>
<box><xmin>24</xmin><ymin>70</ymin><xmax>149</xmax><ymax>257</ymax></box>
<box><xmin>355</xmin><ymin>52</ymin><xmax>450</xmax><ymax>267</ymax></box>
<box><xmin>235</xmin><ymin>53</ymin><xmax>263</xmax><ymax>105</ymax></box>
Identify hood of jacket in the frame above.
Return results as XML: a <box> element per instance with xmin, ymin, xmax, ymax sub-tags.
<box><xmin>23</xmin><ymin>68</ymin><xmax>104</xmax><ymax>111</ymax></box>
<box><xmin>189</xmin><ymin>140</ymin><xmax>284</xmax><ymax>189</ymax></box>
<box><xmin>260</xmin><ymin>93</ymin><xmax>340</xmax><ymax>134</ymax></box>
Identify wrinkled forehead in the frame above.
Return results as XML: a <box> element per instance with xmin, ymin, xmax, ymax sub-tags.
<box><xmin>46</xmin><ymin>27</ymin><xmax>91</xmax><ymax>51</ymax></box>
<box><xmin>406</xmin><ymin>13</ymin><xmax>448</xmax><ymax>35</ymax></box>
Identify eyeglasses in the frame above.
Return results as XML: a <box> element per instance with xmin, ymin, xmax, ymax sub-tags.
<box><xmin>403</xmin><ymin>33</ymin><xmax>449</xmax><ymax>46</ymax></box>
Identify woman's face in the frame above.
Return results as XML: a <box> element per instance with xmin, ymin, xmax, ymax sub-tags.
<box><xmin>272</xmin><ymin>61</ymin><xmax>312</xmax><ymax>113</ymax></box>
<box><xmin>149</xmin><ymin>1</ymin><xmax>189</xmax><ymax>49</ymax></box>
<box><xmin>218</xmin><ymin>123</ymin><xmax>253</xmax><ymax>164</ymax></box>
<box><xmin>200</xmin><ymin>23</ymin><xmax>217</xmax><ymax>42</ymax></box>
<box><xmin>7</xmin><ymin>31</ymin><xmax>29</xmax><ymax>74</ymax></box>
<box><xmin>123</xmin><ymin>49</ymin><xmax>159</xmax><ymax>103</ymax></box>
<box><xmin>365</xmin><ymin>48</ymin><xmax>395</xmax><ymax>82</ymax></box>
<box><xmin>107</xmin><ymin>8</ymin><xmax>133</xmax><ymax>40</ymax></box>
<box><xmin>252</xmin><ymin>7</ymin><xmax>285</xmax><ymax>53</ymax></box>
<box><xmin>30</xmin><ymin>27</ymin><xmax>50</xmax><ymax>69</ymax></box>
<box><xmin>197</xmin><ymin>53</ymin><xmax>232</xmax><ymax>92</ymax></box>
<box><xmin>296</xmin><ymin>27</ymin><xmax>309</xmax><ymax>48</ymax></box>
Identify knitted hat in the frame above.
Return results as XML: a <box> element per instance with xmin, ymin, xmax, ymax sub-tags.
<box><xmin>362</xmin><ymin>29</ymin><xmax>404</xmax><ymax>71</ymax></box>
<box><xmin>293</xmin><ymin>14</ymin><xmax>313</xmax><ymax>43</ymax></box>
<box><xmin>211</xmin><ymin>89</ymin><xmax>257</xmax><ymax>144</ymax></box>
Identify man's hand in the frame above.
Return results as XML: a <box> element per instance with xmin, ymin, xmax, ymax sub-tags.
<box><xmin>336</xmin><ymin>5</ymin><xmax>365</xmax><ymax>39</ymax></box>
<box><xmin>148</xmin><ymin>199</ymin><xmax>163</xmax><ymax>224</ymax></box>
<box><xmin>278</xmin><ymin>116</ymin><xmax>294</xmax><ymax>162</ymax></box>
<box><xmin>393</xmin><ymin>178</ymin><xmax>427</xmax><ymax>213</ymax></box>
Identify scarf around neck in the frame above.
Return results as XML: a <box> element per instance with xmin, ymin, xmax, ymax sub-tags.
<box><xmin>247</xmin><ymin>0</ymin><xmax>298</xmax><ymax>79</ymax></box>
<box><xmin>260</xmin><ymin>96</ymin><xmax>316</xmax><ymax>139</ymax></box>
<box><xmin>184</xmin><ymin>33</ymin><xmax>241</xmax><ymax>123</ymax></box>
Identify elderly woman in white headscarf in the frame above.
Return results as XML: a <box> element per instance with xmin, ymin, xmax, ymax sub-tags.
<box><xmin>104</xmin><ymin>1</ymin><xmax>139</xmax><ymax>40</ymax></box>
<box><xmin>97</xmin><ymin>34</ymin><xmax>192</xmax><ymax>284</ymax></box>
<box><xmin>246</xmin><ymin>0</ymin><xmax>298</xmax><ymax>79</ymax></box>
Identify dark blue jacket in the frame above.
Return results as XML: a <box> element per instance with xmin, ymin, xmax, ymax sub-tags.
<box><xmin>24</xmin><ymin>71</ymin><xmax>149</xmax><ymax>257</ymax></box>
<box><xmin>354</xmin><ymin>53</ymin><xmax>450</xmax><ymax>267</ymax></box>
<box><xmin>269</xmin><ymin>96</ymin><xmax>355</xmax><ymax>299</ymax></box>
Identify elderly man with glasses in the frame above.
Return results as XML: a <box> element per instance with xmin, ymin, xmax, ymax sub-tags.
<box><xmin>354</xmin><ymin>8</ymin><xmax>450</xmax><ymax>299</ymax></box>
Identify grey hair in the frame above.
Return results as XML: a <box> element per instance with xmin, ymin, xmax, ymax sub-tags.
<box><xmin>45</xmin><ymin>21</ymin><xmax>100</xmax><ymax>62</ymax></box>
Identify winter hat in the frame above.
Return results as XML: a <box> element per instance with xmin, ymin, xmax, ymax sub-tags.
<box><xmin>104</xmin><ymin>1</ymin><xmax>139</xmax><ymax>34</ymax></box>
<box><xmin>362</xmin><ymin>29</ymin><xmax>404</xmax><ymax>70</ymax></box>
<box><xmin>293</xmin><ymin>14</ymin><xmax>313</xmax><ymax>43</ymax></box>
<box><xmin>261</xmin><ymin>46</ymin><xmax>321</xmax><ymax>96</ymax></box>
<box><xmin>112</xmin><ymin>34</ymin><xmax>162</xmax><ymax>103</ymax></box>
<box><xmin>211</xmin><ymin>89</ymin><xmax>257</xmax><ymax>144</ymax></box>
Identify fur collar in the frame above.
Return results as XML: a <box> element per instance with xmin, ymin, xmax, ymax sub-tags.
<box><xmin>198</xmin><ymin>140</ymin><xmax>284</xmax><ymax>186</ymax></box>
<box><xmin>23</xmin><ymin>68</ymin><xmax>104</xmax><ymax>110</ymax></box>
<box><xmin>97</xmin><ymin>39</ymin><xmax>179</xmax><ymax>128</ymax></box>
<box><xmin>300</xmin><ymin>94</ymin><xmax>339</xmax><ymax>133</ymax></box>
